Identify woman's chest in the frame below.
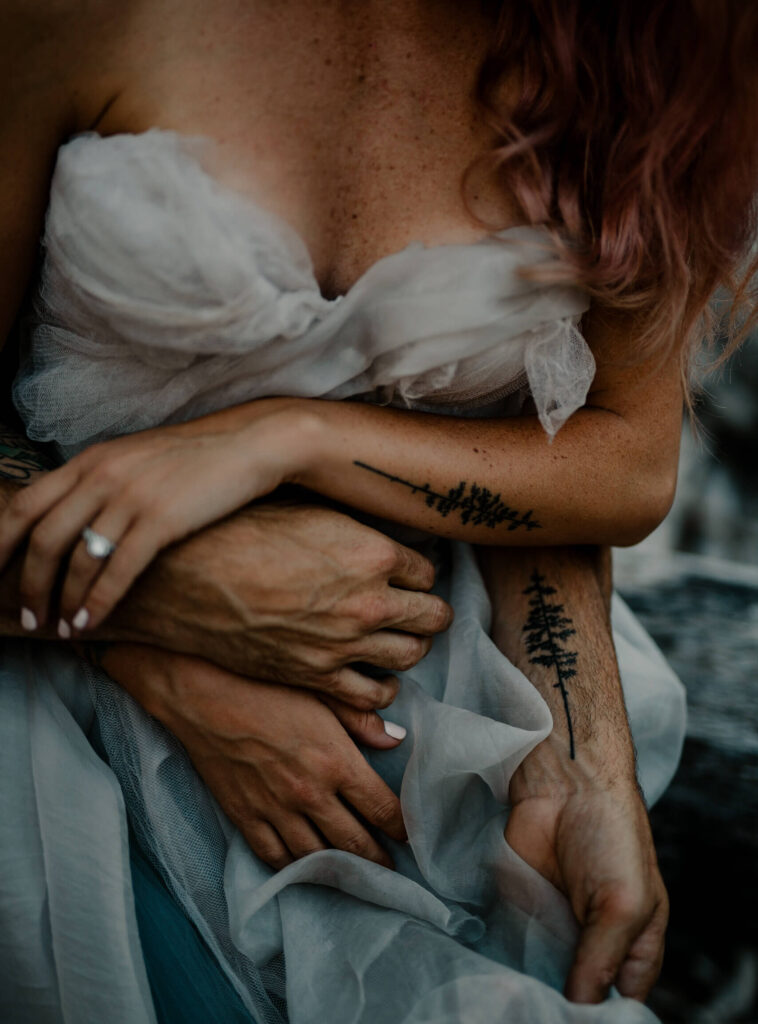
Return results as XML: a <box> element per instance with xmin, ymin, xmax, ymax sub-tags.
<box><xmin>87</xmin><ymin>0</ymin><xmax>513</xmax><ymax>298</ymax></box>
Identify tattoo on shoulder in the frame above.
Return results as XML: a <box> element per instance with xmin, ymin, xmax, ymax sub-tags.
<box><xmin>353</xmin><ymin>461</ymin><xmax>541</xmax><ymax>531</ymax></box>
<box><xmin>0</xmin><ymin>430</ymin><xmax>54</xmax><ymax>483</ymax></box>
<box><xmin>522</xmin><ymin>569</ymin><xmax>577</xmax><ymax>759</ymax></box>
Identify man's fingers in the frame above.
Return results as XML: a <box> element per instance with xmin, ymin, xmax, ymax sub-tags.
<box><xmin>385</xmin><ymin>589</ymin><xmax>454</xmax><ymax>636</ymax></box>
<box><xmin>239</xmin><ymin>819</ymin><xmax>293</xmax><ymax>872</ymax></box>
<box><xmin>565</xmin><ymin>894</ymin><xmax>651</xmax><ymax>1004</ymax></box>
<box><xmin>321</xmin><ymin>696</ymin><xmax>407</xmax><ymax>749</ymax></box>
<box><xmin>318</xmin><ymin>667</ymin><xmax>399</xmax><ymax>710</ymax></box>
<box><xmin>270</xmin><ymin>813</ymin><xmax>328</xmax><ymax>861</ymax></box>
<box><xmin>349</xmin><ymin>631</ymin><xmax>432</xmax><ymax>673</ymax></box>
<box><xmin>615</xmin><ymin>897</ymin><xmax>668</xmax><ymax>1001</ymax></box>
<box><xmin>387</xmin><ymin>543</ymin><xmax>435</xmax><ymax>591</ymax></box>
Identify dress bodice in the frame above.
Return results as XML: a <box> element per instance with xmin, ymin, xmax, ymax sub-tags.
<box><xmin>13</xmin><ymin>129</ymin><xmax>594</xmax><ymax>457</ymax></box>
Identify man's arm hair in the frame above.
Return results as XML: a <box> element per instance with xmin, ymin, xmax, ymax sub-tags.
<box><xmin>478</xmin><ymin>544</ymin><xmax>638</xmax><ymax>790</ymax></box>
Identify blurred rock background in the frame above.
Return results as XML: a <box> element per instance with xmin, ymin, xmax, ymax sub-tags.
<box><xmin>613</xmin><ymin>331</ymin><xmax>758</xmax><ymax>1023</ymax></box>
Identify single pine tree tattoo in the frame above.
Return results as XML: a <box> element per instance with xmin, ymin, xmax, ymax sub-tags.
<box><xmin>353</xmin><ymin>461</ymin><xmax>541</xmax><ymax>531</ymax></box>
<box><xmin>522</xmin><ymin>569</ymin><xmax>578</xmax><ymax>758</ymax></box>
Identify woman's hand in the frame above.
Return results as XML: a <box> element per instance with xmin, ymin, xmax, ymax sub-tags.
<box><xmin>506</xmin><ymin>764</ymin><xmax>668</xmax><ymax>1005</ymax></box>
<box><xmin>98</xmin><ymin>642</ymin><xmax>409</xmax><ymax>869</ymax></box>
<box><xmin>0</xmin><ymin>400</ymin><xmax>315</xmax><ymax>631</ymax></box>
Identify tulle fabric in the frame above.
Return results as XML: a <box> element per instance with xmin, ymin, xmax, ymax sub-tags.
<box><xmin>1</xmin><ymin>129</ymin><xmax>685</xmax><ymax>1023</ymax></box>
<box><xmin>13</xmin><ymin>130</ymin><xmax>593</xmax><ymax>454</ymax></box>
<box><xmin>1</xmin><ymin>550</ymin><xmax>684</xmax><ymax>1024</ymax></box>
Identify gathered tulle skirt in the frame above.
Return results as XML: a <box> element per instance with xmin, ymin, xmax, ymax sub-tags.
<box><xmin>0</xmin><ymin>541</ymin><xmax>685</xmax><ymax>1024</ymax></box>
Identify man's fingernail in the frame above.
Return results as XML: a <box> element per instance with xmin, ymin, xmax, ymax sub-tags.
<box><xmin>20</xmin><ymin>608</ymin><xmax>38</xmax><ymax>631</ymax></box>
<box><xmin>72</xmin><ymin>608</ymin><xmax>89</xmax><ymax>630</ymax></box>
<box><xmin>384</xmin><ymin>721</ymin><xmax>406</xmax><ymax>740</ymax></box>
<box><xmin>57</xmin><ymin>619</ymin><xmax>72</xmax><ymax>639</ymax></box>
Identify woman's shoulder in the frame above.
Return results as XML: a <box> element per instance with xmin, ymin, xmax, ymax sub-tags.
<box><xmin>1</xmin><ymin>0</ymin><xmax>143</xmax><ymax>131</ymax></box>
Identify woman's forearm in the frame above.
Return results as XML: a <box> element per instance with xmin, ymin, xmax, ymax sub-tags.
<box><xmin>284</xmin><ymin>398</ymin><xmax>679</xmax><ymax>547</ymax></box>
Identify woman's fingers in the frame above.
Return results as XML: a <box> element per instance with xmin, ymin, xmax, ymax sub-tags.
<box><xmin>59</xmin><ymin>508</ymin><xmax>140</xmax><ymax>629</ymax></box>
<box><xmin>0</xmin><ymin>463</ymin><xmax>81</xmax><ymax>574</ymax></box>
<box><xmin>320</xmin><ymin>695</ymin><xmax>407</xmax><ymax>749</ymax></box>
<box><xmin>70</xmin><ymin>522</ymin><xmax>166</xmax><ymax>631</ymax></box>
<box><xmin>17</xmin><ymin>486</ymin><xmax>119</xmax><ymax>628</ymax></box>
<box><xmin>340</xmin><ymin>762</ymin><xmax>407</xmax><ymax>844</ymax></box>
<box><xmin>308</xmin><ymin>798</ymin><xmax>394</xmax><ymax>869</ymax></box>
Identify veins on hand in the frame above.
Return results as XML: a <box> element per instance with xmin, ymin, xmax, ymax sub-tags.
<box><xmin>353</xmin><ymin>461</ymin><xmax>541</xmax><ymax>531</ymax></box>
<box><xmin>523</xmin><ymin>569</ymin><xmax>578</xmax><ymax>758</ymax></box>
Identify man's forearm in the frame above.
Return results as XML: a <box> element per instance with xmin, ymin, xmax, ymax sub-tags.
<box><xmin>478</xmin><ymin>544</ymin><xmax>637</xmax><ymax>794</ymax></box>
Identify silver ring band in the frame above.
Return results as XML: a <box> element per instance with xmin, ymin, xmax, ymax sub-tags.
<box><xmin>81</xmin><ymin>526</ymin><xmax>117</xmax><ymax>560</ymax></box>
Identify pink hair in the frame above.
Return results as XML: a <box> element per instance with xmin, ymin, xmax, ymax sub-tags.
<box><xmin>466</xmin><ymin>0</ymin><xmax>758</xmax><ymax>390</ymax></box>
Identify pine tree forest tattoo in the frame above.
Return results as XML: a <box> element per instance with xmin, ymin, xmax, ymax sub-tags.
<box><xmin>353</xmin><ymin>461</ymin><xmax>541</xmax><ymax>531</ymax></box>
<box><xmin>522</xmin><ymin>569</ymin><xmax>578</xmax><ymax>759</ymax></box>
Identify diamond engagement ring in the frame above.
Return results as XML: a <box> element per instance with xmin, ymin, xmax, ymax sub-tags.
<box><xmin>81</xmin><ymin>526</ymin><xmax>118</xmax><ymax>559</ymax></box>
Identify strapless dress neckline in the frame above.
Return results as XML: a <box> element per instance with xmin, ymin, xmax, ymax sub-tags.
<box><xmin>15</xmin><ymin>126</ymin><xmax>595</xmax><ymax>455</ymax></box>
<box><xmin>57</xmin><ymin>126</ymin><xmax>546</xmax><ymax>306</ymax></box>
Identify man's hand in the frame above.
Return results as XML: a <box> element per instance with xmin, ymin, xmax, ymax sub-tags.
<box><xmin>0</xmin><ymin>433</ymin><xmax>452</xmax><ymax>711</ymax></box>
<box><xmin>479</xmin><ymin>543</ymin><xmax>669</xmax><ymax>1004</ymax></box>
<box><xmin>96</xmin><ymin>642</ymin><xmax>409</xmax><ymax>869</ymax></box>
<box><xmin>507</xmin><ymin>756</ymin><xmax>668</xmax><ymax>1002</ymax></box>
<box><xmin>109</xmin><ymin>500</ymin><xmax>453</xmax><ymax>710</ymax></box>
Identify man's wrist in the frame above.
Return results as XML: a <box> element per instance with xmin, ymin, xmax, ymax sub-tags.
<box><xmin>511</xmin><ymin>727</ymin><xmax>639</xmax><ymax>805</ymax></box>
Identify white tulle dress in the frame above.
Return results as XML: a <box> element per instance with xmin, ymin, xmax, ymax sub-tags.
<box><xmin>1</xmin><ymin>129</ymin><xmax>686</xmax><ymax>1024</ymax></box>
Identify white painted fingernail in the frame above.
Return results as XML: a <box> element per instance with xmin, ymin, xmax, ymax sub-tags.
<box><xmin>57</xmin><ymin>619</ymin><xmax>72</xmax><ymax>639</ymax></box>
<box><xmin>384</xmin><ymin>720</ymin><xmax>407</xmax><ymax>741</ymax></box>
<box><xmin>72</xmin><ymin>608</ymin><xmax>90</xmax><ymax>630</ymax></box>
<box><xmin>20</xmin><ymin>608</ymin><xmax>38</xmax><ymax>631</ymax></box>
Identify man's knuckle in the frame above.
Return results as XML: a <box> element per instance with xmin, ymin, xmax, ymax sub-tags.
<box><xmin>430</xmin><ymin>598</ymin><xmax>453</xmax><ymax>631</ymax></box>
<box><xmin>597</xmin><ymin>885</ymin><xmax>646</xmax><ymax>924</ymax></box>
<box><xmin>315</xmin><ymin>668</ymin><xmax>343</xmax><ymax>695</ymax></box>
<box><xmin>369</xmin><ymin>798</ymin><xmax>400</xmax><ymax>827</ymax></box>
<box><xmin>340</xmin><ymin>832</ymin><xmax>370</xmax><ymax>857</ymax></box>
<box><xmin>396</xmin><ymin>635</ymin><xmax>426</xmax><ymax>669</ymax></box>
<box><xmin>368</xmin><ymin>541</ymin><xmax>400</xmax><ymax>576</ymax></box>
<box><xmin>223</xmin><ymin>795</ymin><xmax>253</xmax><ymax>827</ymax></box>
<box><xmin>287</xmin><ymin>778</ymin><xmax>322</xmax><ymax>810</ymax></box>
<box><xmin>303</xmin><ymin>646</ymin><xmax>336</xmax><ymax>674</ymax></box>
<box><xmin>357</xmin><ymin>594</ymin><xmax>389</xmax><ymax>628</ymax></box>
<box><xmin>418</xmin><ymin>560</ymin><xmax>436</xmax><ymax>589</ymax></box>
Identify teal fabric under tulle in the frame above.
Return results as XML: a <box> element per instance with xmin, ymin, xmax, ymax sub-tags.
<box><xmin>90</xmin><ymin>723</ymin><xmax>256</xmax><ymax>1024</ymax></box>
<box><xmin>129</xmin><ymin>830</ymin><xmax>257</xmax><ymax>1024</ymax></box>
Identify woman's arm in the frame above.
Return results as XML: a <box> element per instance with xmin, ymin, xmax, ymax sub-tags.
<box><xmin>292</xmin><ymin>314</ymin><xmax>683</xmax><ymax>548</ymax></box>
<box><xmin>0</xmin><ymin>310</ymin><xmax>683</xmax><ymax>629</ymax></box>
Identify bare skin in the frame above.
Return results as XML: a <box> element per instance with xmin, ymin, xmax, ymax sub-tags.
<box><xmin>0</xmin><ymin>0</ymin><xmax>678</xmax><ymax>1006</ymax></box>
